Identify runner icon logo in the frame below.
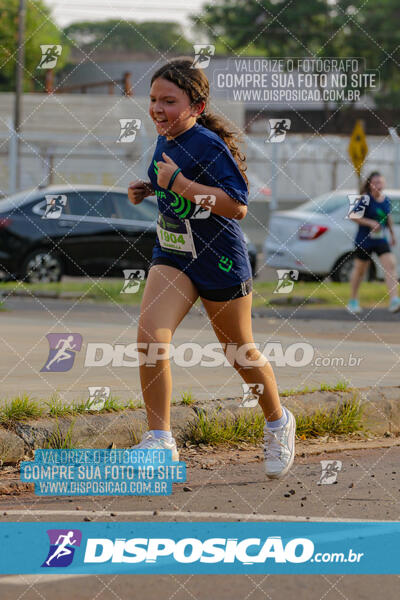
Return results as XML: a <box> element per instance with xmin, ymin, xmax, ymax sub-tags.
<box><xmin>121</xmin><ymin>269</ymin><xmax>146</xmax><ymax>294</ymax></box>
<box><xmin>239</xmin><ymin>383</ymin><xmax>264</xmax><ymax>407</ymax></box>
<box><xmin>117</xmin><ymin>119</ymin><xmax>142</xmax><ymax>143</ymax></box>
<box><xmin>265</xmin><ymin>119</ymin><xmax>291</xmax><ymax>143</ymax></box>
<box><xmin>41</xmin><ymin>333</ymin><xmax>83</xmax><ymax>372</ymax></box>
<box><xmin>274</xmin><ymin>270</ymin><xmax>299</xmax><ymax>294</ymax></box>
<box><xmin>346</xmin><ymin>194</ymin><xmax>370</xmax><ymax>220</ymax></box>
<box><xmin>42</xmin><ymin>529</ymin><xmax>82</xmax><ymax>568</ymax></box>
<box><xmin>192</xmin><ymin>195</ymin><xmax>216</xmax><ymax>219</ymax></box>
<box><xmin>191</xmin><ymin>44</ymin><xmax>215</xmax><ymax>69</ymax></box>
<box><xmin>43</xmin><ymin>194</ymin><xmax>67</xmax><ymax>219</ymax></box>
<box><xmin>318</xmin><ymin>460</ymin><xmax>342</xmax><ymax>485</ymax></box>
<box><xmin>37</xmin><ymin>45</ymin><xmax>62</xmax><ymax>69</ymax></box>
<box><xmin>86</xmin><ymin>386</ymin><xmax>111</xmax><ymax>411</ymax></box>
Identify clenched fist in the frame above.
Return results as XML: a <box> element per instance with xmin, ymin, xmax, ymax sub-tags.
<box><xmin>128</xmin><ymin>180</ymin><xmax>154</xmax><ymax>205</ymax></box>
<box><xmin>156</xmin><ymin>152</ymin><xmax>181</xmax><ymax>189</ymax></box>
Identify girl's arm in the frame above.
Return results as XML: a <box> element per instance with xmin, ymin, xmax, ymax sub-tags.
<box><xmin>157</xmin><ymin>152</ymin><xmax>247</xmax><ymax>220</ymax></box>
<box><xmin>387</xmin><ymin>215</ymin><xmax>396</xmax><ymax>245</ymax></box>
<box><xmin>172</xmin><ymin>174</ymin><xmax>247</xmax><ymax>220</ymax></box>
<box><xmin>355</xmin><ymin>216</ymin><xmax>381</xmax><ymax>230</ymax></box>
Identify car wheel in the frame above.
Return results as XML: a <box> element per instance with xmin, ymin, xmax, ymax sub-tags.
<box><xmin>331</xmin><ymin>254</ymin><xmax>376</xmax><ymax>283</ymax></box>
<box><xmin>22</xmin><ymin>250</ymin><xmax>63</xmax><ymax>283</ymax></box>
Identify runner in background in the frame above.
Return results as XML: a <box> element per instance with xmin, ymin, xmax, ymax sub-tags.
<box><xmin>347</xmin><ymin>171</ymin><xmax>400</xmax><ymax>314</ymax></box>
<box><xmin>127</xmin><ymin>58</ymin><xmax>296</xmax><ymax>479</ymax></box>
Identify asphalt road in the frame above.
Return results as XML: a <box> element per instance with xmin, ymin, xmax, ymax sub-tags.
<box><xmin>0</xmin><ymin>445</ymin><xmax>399</xmax><ymax>599</ymax></box>
<box><xmin>1</xmin><ymin>296</ymin><xmax>399</xmax><ymax>404</ymax></box>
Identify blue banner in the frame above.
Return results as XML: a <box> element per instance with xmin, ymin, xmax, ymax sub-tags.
<box><xmin>0</xmin><ymin>522</ymin><xmax>399</xmax><ymax>574</ymax></box>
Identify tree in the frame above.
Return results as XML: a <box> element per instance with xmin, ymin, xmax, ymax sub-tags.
<box><xmin>192</xmin><ymin>0</ymin><xmax>346</xmax><ymax>57</ymax></box>
<box><xmin>192</xmin><ymin>0</ymin><xmax>400</xmax><ymax>108</ymax></box>
<box><xmin>63</xmin><ymin>20</ymin><xmax>193</xmax><ymax>56</ymax></box>
<box><xmin>0</xmin><ymin>0</ymin><xmax>69</xmax><ymax>91</ymax></box>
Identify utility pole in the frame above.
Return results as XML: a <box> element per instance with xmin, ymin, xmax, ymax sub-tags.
<box><xmin>14</xmin><ymin>0</ymin><xmax>26</xmax><ymax>191</ymax></box>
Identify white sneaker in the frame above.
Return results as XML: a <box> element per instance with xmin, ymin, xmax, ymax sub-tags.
<box><xmin>131</xmin><ymin>431</ymin><xmax>179</xmax><ymax>461</ymax></box>
<box><xmin>388</xmin><ymin>297</ymin><xmax>400</xmax><ymax>313</ymax></box>
<box><xmin>264</xmin><ymin>408</ymin><xmax>296</xmax><ymax>479</ymax></box>
<box><xmin>347</xmin><ymin>299</ymin><xmax>362</xmax><ymax>314</ymax></box>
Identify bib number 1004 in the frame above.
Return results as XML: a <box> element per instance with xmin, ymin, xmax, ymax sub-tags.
<box><xmin>159</xmin><ymin>230</ymin><xmax>185</xmax><ymax>244</ymax></box>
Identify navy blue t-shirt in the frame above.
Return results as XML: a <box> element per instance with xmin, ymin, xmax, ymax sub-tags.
<box><xmin>147</xmin><ymin>123</ymin><xmax>252</xmax><ymax>289</ymax></box>
<box><xmin>355</xmin><ymin>194</ymin><xmax>391</xmax><ymax>248</ymax></box>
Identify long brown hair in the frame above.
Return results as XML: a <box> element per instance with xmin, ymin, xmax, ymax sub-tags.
<box><xmin>150</xmin><ymin>57</ymin><xmax>248</xmax><ymax>186</ymax></box>
<box><xmin>360</xmin><ymin>171</ymin><xmax>382</xmax><ymax>195</ymax></box>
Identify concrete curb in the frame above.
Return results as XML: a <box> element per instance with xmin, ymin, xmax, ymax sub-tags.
<box><xmin>0</xmin><ymin>386</ymin><xmax>399</xmax><ymax>465</ymax></box>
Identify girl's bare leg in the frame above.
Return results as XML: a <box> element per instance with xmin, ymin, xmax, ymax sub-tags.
<box><xmin>379</xmin><ymin>252</ymin><xmax>399</xmax><ymax>300</ymax></box>
<box><xmin>137</xmin><ymin>265</ymin><xmax>199</xmax><ymax>430</ymax></box>
<box><xmin>350</xmin><ymin>258</ymin><xmax>369</xmax><ymax>299</ymax></box>
<box><xmin>201</xmin><ymin>292</ymin><xmax>282</xmax><ymax>421</ymax></box>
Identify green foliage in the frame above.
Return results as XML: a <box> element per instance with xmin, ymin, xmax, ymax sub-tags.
<box><xmin>180</xmin><ymin>390</ymin><xmax>195</xmax><ymax>406</ymax></box>
<box><xmin>296</xmin><ymin>395</ymin><xmax>364</xmax><ymax>437</ymax></box>
<box><xmin>193</xmin><ymin>0</ymin><xmax>400</xmax><ymax>107</ymax></box>
<box><xmin>181</xmin><ymin>396</ymin><xmax>364</xmax><ymax>445</ymax></box>
<box><xmin>63</xmin><ymin>19</ymin><xmax>192</xmax><ymax>55</ymax></box>
<box><xmin>1</xmin><ymin>394</ymin><xmax>44</xmax><ymax>423</ymax></box>
<box><xmin>0</xmin><ymin>0</ymin><xmax>69</xmax><ymax>91</ymax></box>
<box><xmin>44</xmin><ymin>419</ymin><xmax>75</xmax><ymax>449</ymax></box>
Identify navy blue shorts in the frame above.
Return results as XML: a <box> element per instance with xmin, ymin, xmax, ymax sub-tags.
<box><xmin>150</xmin><ymin>256</ymin><xmax>252</xmax><ymax>301</ymax></box>
<box><xmin>354</xmin><ymin>242</ymin><xmax>391</xmax><ymax>261</ymax></box>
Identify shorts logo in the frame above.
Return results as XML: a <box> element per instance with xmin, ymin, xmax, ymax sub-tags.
<box><xmin>117</xmin><ymin>119</ymin><xmax>141</xmax><ymax>143</ymax></box>
<box><xmin>42</xmin><ymin>529</ymin><xmax>82</xmax><ymax>568</ymax></box>
<box><xmin>41</xmin><ymin>333</ymin><xmax>82</xmax><ymax>372</ymax></box>
<box><xmin>346</xmin><ymin>194</ymin><xmax>370</xmax><ymax>219</ymax></box>
<box><xmin>191</xmin><ymin>44</ymin><xmax>215</xmax><ymax>69</ymax></box>
<box><xmin>218</xmin><ymin>256</ymin><xmax>233</xmax><ymax>272</ymax></box>
<box><xmin>266</xmin><ymin>118</ymin><xmax>291</xmax><ymax>143</ymax></box>
<box><xmin>43</xmin><ymin>195</ymin><xmax>67</xmax><ymax>219</ymax></box>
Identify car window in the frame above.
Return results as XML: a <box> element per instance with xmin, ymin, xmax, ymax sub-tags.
<box><xmin>299</xmin><ymin>194</ymin><xmax>349</xmax><ymax>214</ymax></box>
<box><xmin>65</xmin><ymin>192</ymin><xmax>118</xmax><ymax>219</ymax></box>
<box><xmin>112</xmin><ymin>193</ymin><xmax>158</xmax><ymax>222</ymax></box>
<box><xmin>0</xmin><ymin>189</ymin><xmax>39</xmax><ymax>212</ymax></box>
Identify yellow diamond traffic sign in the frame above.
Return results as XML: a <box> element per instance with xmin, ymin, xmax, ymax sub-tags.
<box><xmin>348</xmin><ymin>120</ymin><xmax>368</xmax><ymax>176</ymax></box>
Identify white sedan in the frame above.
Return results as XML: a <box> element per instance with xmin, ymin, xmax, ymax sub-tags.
<box><xmin>264</xmin><ymin>190</ymin><xmax>400</xmax><ymax>281</ymax></box>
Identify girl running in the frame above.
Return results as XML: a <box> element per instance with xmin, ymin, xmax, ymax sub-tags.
<box><xmin>347</xmin><ymin>171</ymin><xmax>400</xmax><ymax>314</ymax></box>
<box><xmin>128</xmin><ymin>58</ymin><xmax>295</xmax><ymax>479</ymax></box>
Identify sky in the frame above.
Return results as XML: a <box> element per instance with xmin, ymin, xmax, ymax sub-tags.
<box><xmin>44</xmin><ymin>0</ymin><xmax>207</xmax><ymax>27</ymax></box>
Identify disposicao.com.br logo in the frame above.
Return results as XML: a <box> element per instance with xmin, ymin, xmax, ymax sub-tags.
<box><xmin>41</xmin><ymin>534</ymin><xmax>363</xmax><ymax>568</ymax></box>
<box><xmin>83</xmin><ymin>535</ymin><xmax>314</xmax><ymax>564</ymax></box>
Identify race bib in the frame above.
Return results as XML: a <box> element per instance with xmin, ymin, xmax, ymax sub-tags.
<box><xmin>156</xmin><ymin>213</ymin><xmax>197</xmax><ymax>259</ymax></box>
<box><xmin>369</xmin><ymin>228</ymin><xmax>387</xmax><ymax>240</ymax></box>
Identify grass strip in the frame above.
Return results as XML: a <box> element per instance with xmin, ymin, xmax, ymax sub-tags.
<box><xmin>0</xmin><ymin>279</ymin><xmax>390</xmax><ymax>309</ymax></box>
<box><xmin>181</xmin><ymin>396</ymin><xmax>364</xmax><ymax>446</ymax></box>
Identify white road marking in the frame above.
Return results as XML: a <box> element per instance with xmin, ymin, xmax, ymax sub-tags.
<box><xmin>0</xmin><ymin>574</ymin><xmax>90</xmax><ymax>585</ymax></box>
<box><xmin>0</xmin><ymin>509</ymin><xmax>388</xmax><ymax>522</ymax></box>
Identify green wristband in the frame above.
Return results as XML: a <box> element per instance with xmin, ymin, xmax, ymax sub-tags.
<box><xmin>167</xmin><ymin>168</ymin><xmax>182</xmax><ymax>191</ymax></box>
